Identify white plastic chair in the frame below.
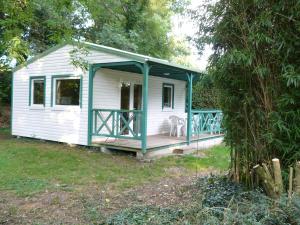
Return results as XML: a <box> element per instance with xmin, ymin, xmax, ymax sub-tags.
<box><xmin>177</xmin><ymin>118</ymin><xmax>185</xmax><ymax>137</ymax></box>
<box><xmin>169</xmin><ymin>116</ymin><xmax>185</xmax><ymax>137</ymax></box>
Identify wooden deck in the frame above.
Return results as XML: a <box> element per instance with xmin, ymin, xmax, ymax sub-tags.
<box><xmin>92</xmin><ymin>133</ymin><xmax>223</xmax><ymax>151</ymax></box>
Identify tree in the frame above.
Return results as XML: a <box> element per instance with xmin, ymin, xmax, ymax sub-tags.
<box><xmin>0</xmin><ymin>0</ymin><xmax>191</xmax><ymax>106</ymax></box>
<box><xmin>0</xmin><ymin>0</ymin><xmax>77</xmax><ymax>69</ymax></box>
<box><xmin>77</xmin><ymin>0</ymin><xmax>190</xmax><ymax>59</ymax></box>
<box><xmin>192</xmin><ymin>0</ymin><xmax>300</xmax><ymax>187</ymax></box>
<box><xmin>0</xmin><ymin>0</ymin><xmax>190</xmax><ymax>68</ymax></box>
<box><xmin>192</xmin><ymin>74</ymin><xmax>219</xmax><ymax>109</ymax></box>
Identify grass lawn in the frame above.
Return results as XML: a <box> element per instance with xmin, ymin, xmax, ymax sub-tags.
<box><xmin>0</xmin><ymin>128</ymin><xmax>230</xmax><ymax>197</ymax></box>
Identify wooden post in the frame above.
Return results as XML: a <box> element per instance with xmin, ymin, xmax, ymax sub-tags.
<box><xmin>254</xmin><ymin>164</ymin><xmax>278</xmax><ymax>199</ymax></box>
<box><xmin>288</xmin><ymin>166</ymin><xmax>293</xmax><ymax>204</ymax></box>
<box><xmin>272</xmin><ymin>158</ymin><xmax>283</xmax><ymax>194</ymax></box>
<box><xmin>294</xmin><ymin>161</ymin><xmax>300</xmax><ymax>195</ymax></box>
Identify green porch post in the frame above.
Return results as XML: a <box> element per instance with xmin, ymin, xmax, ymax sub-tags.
<box><xmin>186</xmin><ymin>73</ymin><xmax>194</xmax><ymax>144</ymax></box>
<box><xmin>87</xmin><ymin>64</ymin><xmax>97</xmax><ymax>146</ymax></box>
<box><xmin>141</xmin><ymin>63</ymin><xmax>149</xmax><ymax>153</ymax></box>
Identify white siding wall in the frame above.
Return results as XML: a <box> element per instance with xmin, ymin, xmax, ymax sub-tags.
<box><xmin>12</xmin><ymin>45</ymin><xmax>130</xmax><ymax>145</ymax></box>
<box><xmin>12</xmin><ymin>43</ymin><xmax>187</xmax><ymax>146</ymax></box>
<box><xmin>93</xmin><ymin>69</ymin><xmax>186</xmax><ymax>136</ymax></box>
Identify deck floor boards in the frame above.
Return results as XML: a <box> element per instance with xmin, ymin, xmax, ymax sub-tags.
<box><xmin>92</xmin><ymin>133</ymin><xmax>222</xmax><ymax>151</ymax></box>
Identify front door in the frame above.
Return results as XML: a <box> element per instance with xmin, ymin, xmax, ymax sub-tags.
<box><xmin>133</xmin><ymin>84</ymin><xmax>142</xmax><ymax>134</ymax></box>
<box><xmin>120</xmin><ymin>83</ymin><xmax>142</xmax><ymax>136</ymax></box>
<box><xmin>120</xmin><ymin>82</ymin><xmax>130</xmax><ymax>135</ymax></box>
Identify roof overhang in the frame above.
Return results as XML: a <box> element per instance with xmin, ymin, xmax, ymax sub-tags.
<box><xmin>12</xmin><ymin>41</ymin><xmax>205</xmax><ymax>80</ymax></box>
<box><xmin>94</xmin><ymin>60</ymin><xmax>204</xmax><ymax>82</ymax></box>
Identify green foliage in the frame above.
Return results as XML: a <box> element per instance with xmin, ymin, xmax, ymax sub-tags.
<box><xmin>0</xmin><ymin>0</ymin><xmax>190</xmax><ymax>69</ymax></box>
<box><xmin>193</xmin><ymin>74</ymin><xmax>220</xmax><ymax>109</ymax></box>
<box><xmin>106</xmin><ymin>176</ymin><xmax>300</xmax><ymax>224</ymax></box>
<box><xmin>0</xmin><ymin>0</ymin><xmax>76</xmax><ymax>69</ymax></box>
<box><xmin>77</xmin><ymin>0</ymin><xmax>190</xmax><ymax>59</ymax></box>
<box><xmin>106</xmin><ymin>206</ymin><xmax>183</xmax><ymax>225</ymax></box>
<box><xmin>0</xmin><ymin>0</ymin><xmax>191</xmax><ymax>105</ymax></box>
<box><xmin>0</xmin><ymin>71</ymin><xmax>11</xmax><ymax>104</ymax></box>
<box><xmin>191</xmin><ymin>0</ymin><xmax>300</xmax><ymax>187</ymax></box>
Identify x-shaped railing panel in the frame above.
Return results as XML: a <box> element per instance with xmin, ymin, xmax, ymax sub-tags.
<box><xmin>192</xmin><ymin>110</ymin><xmax>223</xmax><ymax>135</ymax></box>
<box><xmin>92</xmin><ymin>109</ymin><xmax>142</xmax><ymax>140</ymax></box>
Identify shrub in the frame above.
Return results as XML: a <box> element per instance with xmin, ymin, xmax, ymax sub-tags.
<box><xmin>105</xmin><ymin>176</ymin><xmax>300</xmax><ymax>225</ymax></box>
<box><xmin>191</xmin><ymin>0</ymin><xmax>300</xmax><ymax>187</ymax></box>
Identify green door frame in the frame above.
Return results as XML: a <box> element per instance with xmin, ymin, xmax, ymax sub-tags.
<box><xmin>186</xmin><ymin>73</ymin><xmax>194</xmax><ymax>144</ymax></box>
<box><xmin>87</xmin><ymin>61</ymin><xmax>150</xmax><ymax>153</ymax></box>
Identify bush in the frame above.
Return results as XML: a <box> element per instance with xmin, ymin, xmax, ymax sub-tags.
<box><xmin>193</xmin><ymin>74</ymin><xmax>219</xmax><ymax>109</ymax></box>
<box><xmin>0</xmin><ymin>71</ymin><xmax>11</xmax><ymax>105</ymax></box>
<box><xmin>191</xmin><ymin>0</ymin><xmax>300</xmax><ymax>187</ymax></box>
<box><xmin>0</xmin><ymin>105</ymin><xmax>10</xmax><ymax>128</ymax></box>
<box><xmin>105</xmin><ymin>176</ymin><xmax>300</xmax><ymax>225</ymax></box>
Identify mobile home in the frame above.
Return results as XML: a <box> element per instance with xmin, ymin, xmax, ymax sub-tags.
<box><xmin>11</xmin><ymin>42</ymin><xmax>223</xmax><ymax>157</ymax></box>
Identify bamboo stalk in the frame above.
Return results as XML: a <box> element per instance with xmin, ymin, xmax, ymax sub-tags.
<box><xmin>288</xmin><ymin>166</ymin><xmax>293</xmax><ymax>204</ymax></box>
<box><xmin>272</xmin><ymin>158</ymin><xmax>283</xmax><ymax>194</ymax></box>
<box><xmin>294</xmin><ymin>161</ymin><xmax>300</xmax><ymax>195</ymax></box>
<box><xmin>235</xmin><ymin>150</ymin><xmax>240</xmax><ymax>182</ymax></box>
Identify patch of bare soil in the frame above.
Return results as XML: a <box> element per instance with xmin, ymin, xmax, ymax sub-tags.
<box><xmin>0</xmin><ymin>106</ymin><xmax>10</xmax><ymax>129</ymax></box>
<box><xmin>0</xmin><ymin>169</ymin><xmax>220</xmax><ymax>224</ymax></box>
<box><xmin>0</xmin><ymin>132</ymin><xmax>11</xmax><ymax>140</ymax></box>
<box><xmin>0</xmin><ymin>190</ymin><xmax>85</xmax><ymax>225</ymax></box>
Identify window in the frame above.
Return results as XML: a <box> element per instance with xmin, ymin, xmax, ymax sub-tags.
<box><xmin>162</xmin><ymin>83</ymin><xmax>174</xmax><ymax>109</ymax></box>
<box><xmin>54</xmin><ymin>78</ymin><xmax>81</xmax><ymax>106</ymax></box>
<box><xmin>29</xmin><ymin>77</ymin><xmax>45</xmax><ymax>106</ymax></box>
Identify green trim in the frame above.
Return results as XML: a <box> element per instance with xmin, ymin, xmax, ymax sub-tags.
<box><xmin>87</xmin><ymin>65</ymin><xmax>96</xmax><ymax>146</ymax></box>
<box><xmin>186</xmin><ymin>73</ymin><xmax>194</xmax><ymax>144</ymax></box>
<box><xmin>92</xmin><ymin>61</ymin><xmax>144</xmax><ymax>72</ymax></box>
<box><xmin>141</xmin><ymin>63</ymin><xmax>149</xmax><ymax>153</ymax></box>
<box><xmin>13</xmin><ymin>43</ymin><xmax>68</xmax><ymax>72</ymax></box>
<box><xmin>29</xmin><ymin>76</ymin><xmax>46</xmax><ymax>106</ymax></box>
<box><xmin>10</xmin><ymin>73</ymin><xmax>14</xmax><ymax>133</ymax></box>
<box><xmin>185</xmin><ymin>82</ymin><xmax>188</xmax><ymax>113</ymax></box>
<box><xmin>162</xmin><ymin>83</ymin><xmax>175</xmax><ymax>109</ymax></box>
<box><xmin>92</xmin><ymin>109</ymin><xmax>143</xmax><ymax>140</ymax></box>
<box><xmin>87</xmin><ymin>61</ymin><xmax>145</xmax><ymax>146</ymax></box>
<box><xmin>50</xmin><ymin>74</ymin><xmax>82</xmax><ymax>107</ymax></box>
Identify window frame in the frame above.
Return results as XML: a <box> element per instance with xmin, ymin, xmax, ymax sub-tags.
<box><xmin>29</xmin><ymin>76</ymin><xmax>46</xmax><ymax>107</ymax></box>
<box><xmin>162</xmin><ymin>83</ymin><xmax>174</xmax><ymax>110</ymax></box>
<box><xmin>51</xmin><ymin>75</ymin><xmax>83</xmax><ymax>109</ymax></box>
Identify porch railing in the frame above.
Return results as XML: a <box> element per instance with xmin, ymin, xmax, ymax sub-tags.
<box><xmin>92</xmin><ymin>109</ymin><xmax>143</xmax><ymax>140</ymax></box>
<box><xmin>191</xmin><ymin>110</ymin><xmax>223</xmax><ymax>135</ymax></box>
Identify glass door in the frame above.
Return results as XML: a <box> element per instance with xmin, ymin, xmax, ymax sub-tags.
<box><xmin>133</xmin><ymin>84</ymin><xmax>142</xmax><ymax>134</ymax></box>
<box><xmin>120</xmin><ymin>82</ymin><xmax>130</xmax><ymax>135</ymax></box>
